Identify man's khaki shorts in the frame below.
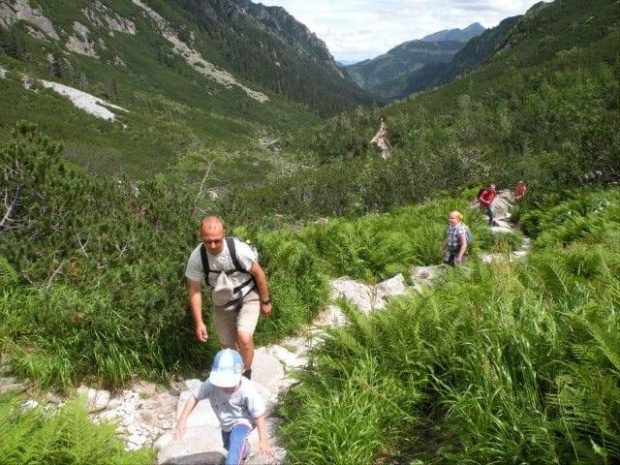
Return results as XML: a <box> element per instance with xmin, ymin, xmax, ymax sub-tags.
<box><xmin>213</xmin><ymin>290</ymin><xmax>260</xmax><ymax>347</ymax></box>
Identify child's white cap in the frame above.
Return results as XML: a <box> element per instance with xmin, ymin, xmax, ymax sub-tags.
<box><xmin>209</xmin><ymin>349</ymin><xmax>244</xmax><ymax>387</ymax></box>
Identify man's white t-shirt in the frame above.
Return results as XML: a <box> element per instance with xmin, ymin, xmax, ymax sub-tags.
<box><xmin>185</xmin><ymin>239</ymin><xmax>256</xmax><ymax>289</ymax></box>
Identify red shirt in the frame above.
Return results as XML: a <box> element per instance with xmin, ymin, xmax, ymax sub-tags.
<box><xmin>515</xmin><ymin>184</ymin><xmax>527</xmax><ymax>199</ymax></box>
<box><xmin>478</xmin><ymin>188</ymin><xmax>496</xmax><ymax>207</ymax></box>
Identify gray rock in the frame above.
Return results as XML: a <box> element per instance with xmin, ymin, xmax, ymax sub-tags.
<box><xmin>330</xmin><ymin>276</ymin><xmax>374</xmax><ymax>313</ymax></box>
<box><xmin>375</xmin><ymin>274</ymin><xmax>408</xmax><ymax>309</ymax></box>
<box><xmin>156</xmin><ymin>425</ymin><xmax>226</xmax><ymax>465</ymax></box>
<box><xmin>252</xmin><ymin>348</ymin><xmax>286</xmax><ymax>398</ymax></box>
<box><xmin>313</xmin><ymin>304</ymin><xmax>347</xmax><ymax>327</ymax></box>
<box><xmin>77</xmin><ymin>386</ymin><xmax>111</xmax><ymax>412</ymax></box>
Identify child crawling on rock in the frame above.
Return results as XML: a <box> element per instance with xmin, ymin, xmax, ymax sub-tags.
<box><xmin>173</xmin><ymin>348</ymin><xmax>273</xmax><ymax>464</ymax></box>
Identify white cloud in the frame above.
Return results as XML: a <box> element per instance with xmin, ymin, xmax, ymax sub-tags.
<box><xmin>257</xmin><ymin>0</ymin><xmax>546</xmax><ymax>61</ymax></box>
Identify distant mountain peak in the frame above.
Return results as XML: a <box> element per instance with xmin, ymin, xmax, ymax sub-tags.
<box><xmin>421</xmin><ymin>23</ymin><xmax>486</xmax><ymax>42</ymax></box>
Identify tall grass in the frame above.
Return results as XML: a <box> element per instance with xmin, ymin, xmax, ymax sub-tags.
<box><xmin>278</xmin><ymin>189</ymin><xmax>620</xmax><ymax>464</ymax></box>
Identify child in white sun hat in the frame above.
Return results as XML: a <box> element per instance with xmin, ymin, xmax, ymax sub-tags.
<box><xmin>173</xmin><ymin>348</ymin><xmax>273</xmax><ymax>464</ymax></box>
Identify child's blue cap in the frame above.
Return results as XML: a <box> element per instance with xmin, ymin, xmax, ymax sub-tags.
<box><xmin>209</xmin><ymin>349</ymin><xmax>244</xmax><ymax>387</ymax></box>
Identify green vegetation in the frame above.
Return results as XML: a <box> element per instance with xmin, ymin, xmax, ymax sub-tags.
<box><xmin>0</xmin><ymin>0</ymin><xmax>322</xmax><ymax>179</ymax></box>
<box><xmin>279</xmin><ymin>189</ymin><xmax>620</xmax><ymax>464</ymax></box>
<box><xmin>0</xmin><ymin>393</ymin><xmax>154</xmax><ymax>464</ymax></box>
<box><xmin>0</xmin><ymin>124</ymin><xmax>327</xmax><ymax>389</ymax></box>
<box><xmin>345</xmin><ymin>40</ymin><xmax>464</xmax><ymax>99</ymax></box>
<box><xmin>0</xmin><ymin>0</ymin><xmax>618</xmax><ymax>462</ymax></box>
<box><xmin>224</xmin><ymin>0</ymin><xmax>618</xmax><ymax>223</ymax></box>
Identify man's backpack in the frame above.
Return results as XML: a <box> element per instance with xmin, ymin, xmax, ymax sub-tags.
<box><xmin>199</xmin><ymin>237</ymin><xmax>257</xmax><ymax>309</ymax></box>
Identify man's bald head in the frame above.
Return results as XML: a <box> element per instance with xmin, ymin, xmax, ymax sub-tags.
<box><xmin>201</xmin><ymin>217</ymin><xmax>226</xmax><ymax>254</ymax></box>
<box><xmin>201</xmin><ymin>216</ymin><xmax>225</xmax><ymax>234</ymax></box>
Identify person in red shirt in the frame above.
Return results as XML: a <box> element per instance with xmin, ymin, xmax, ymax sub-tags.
<box><xmin>515</xmin><ymin>181</ymin><xmax>527</xmax><ymax>201</ymax></box>
<box><xmin>477</xmin><ymin>184</ymin><xmax>497</xmax><ymax>226</ymax></box>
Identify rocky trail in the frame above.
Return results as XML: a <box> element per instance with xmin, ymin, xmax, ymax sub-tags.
<box><xmin>0</xmin><ymin>190</ymin><xmax>527</xmax><ymax>465</ymax></box>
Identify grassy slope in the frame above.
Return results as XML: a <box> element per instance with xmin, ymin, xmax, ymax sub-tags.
<box><xmin>0</xmin><ymin>0</ymin><xmax>320</xmax><ymax>179</ymax></box>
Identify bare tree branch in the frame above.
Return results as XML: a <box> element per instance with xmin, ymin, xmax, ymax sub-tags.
<box><xmin>194</xmin><ymin>159</ymin><xmax>215</xmax><ymax>208</ymax></box>
<box><xmin>45</xmin><ymin>259</ymin><xmax>65</xmax><ymax>290</ymax></box>
<box><xmin>75</xmin><ymin>233</ymin><xmax>89</xmax><ymax>257</ymax></box>
<box><xmin>0</xmin><ymin>185</ymin><xmax>21</xmax><ymax>232</ymax></box>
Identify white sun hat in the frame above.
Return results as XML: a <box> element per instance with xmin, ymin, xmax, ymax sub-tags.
<box><xmin>209</xmin><ymin>349</ymin><xmax>244</xmax><ymax>387</ymax></box>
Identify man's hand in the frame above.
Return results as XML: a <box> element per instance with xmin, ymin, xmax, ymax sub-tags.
<box><xmin>260</xmin><ymin>302</ymin><xmax>272</xmax><ymax>317</ymax></box>
<box><xmin>195</xmin><ymin>322</ymin><xmax>208</xmax><ymax>342</ymax></box>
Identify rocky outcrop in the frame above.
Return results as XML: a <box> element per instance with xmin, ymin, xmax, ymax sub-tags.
<box><xmin>0</xmin><ymin>0</ymin><xmax>58</xmax><ymax>40</ymax></box>
<box><xmin>83</xmin><ymin>1</ymin><xmax>137</xmax><ymax>36</ymax></box>
<box><xmin>131</xmin><ymin>0</ymin><xmax>269</xmax><ymax>103</ymax></box>
<box><xmin>66</xmin><ymin>21</ymin><xmax>101</xmax><ymax>58</ymax></box>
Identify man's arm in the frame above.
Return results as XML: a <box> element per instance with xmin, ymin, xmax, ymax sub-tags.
<box><xmin>249</xmin><ymin>262</ymin><xmax>272</xmax><ymax>317</ymax></box>
<box><xmin>188</xmin><ymin>279</ymin><xmax>208</xmax><ymax>341</ymax></box>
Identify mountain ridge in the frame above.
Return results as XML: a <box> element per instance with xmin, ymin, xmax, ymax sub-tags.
<box><xmin>421</xmin><ymin>22</ymin><xmax>486</xmax><ymax>42</ymax></box>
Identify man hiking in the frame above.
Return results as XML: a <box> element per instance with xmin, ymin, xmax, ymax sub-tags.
<box><xmin>477</xmin><ymin>184</ymin><xmax>498</xmax><ymax>226</ymax></box>
<box><xmin>185</xmin><ymin>217</ymin><xmax>272</xmax><ymax>379</ymax></box>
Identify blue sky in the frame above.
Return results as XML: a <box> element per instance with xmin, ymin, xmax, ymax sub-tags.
<box><xmin>258</xmin><ymin>0</ymin><xmax>546</xmax><ymax>62</ymax></box>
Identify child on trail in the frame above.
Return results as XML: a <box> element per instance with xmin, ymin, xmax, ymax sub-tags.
<box><xmin>173</xmin><ymin>349</ymin><xmax>274</xmax><ymax>464</ymax></box>
<box><xmin>477</xmin><ymin>184</ymin><xmax>498</xmax><ymax>226</ymax></box>
<box><xmin>514</xmin><ymin>181</ymin><xmax>527</xmax><ymax>201</ymax></box>
<box><xmin>442</xmin><ymin>211</ymin><xmax>469</xmax><ymax>266</ymax></box>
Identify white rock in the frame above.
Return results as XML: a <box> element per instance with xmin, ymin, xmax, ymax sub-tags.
<box><xmin>20</xmin><ymin>400</ymin><xmax>39</xmax><ymax>411</ymax></box>
<box><xmin>78</xmin><ymin>386</ymin><xmax>110</xmax><ymax>412</ymax></box>
<box><xmin>268</xmin><ymin>345</ymin><xmax>306</xmax><ymax>372</ymax></box>
<box><xmin>128</xmin><ymin>433</ymin><xmax>148</xmax><ymax>446</ymax></box>
<box><xmin>375</xmin><ymin>274</ymin><xmax>408</xmax><ymax>309</ymax></box>
<box><xmin>313</xmin><ymin>304</ymin><xmax>347</xmax><ymax>327</ymax></box>
<box><xmin>252</xmin><ymin>348</ymin><xmax>286</xmax><ymax>397</ymax></box>
<box><xmin>330</xmin><ymin>276</ymin><xmax>375</xmax><ymax>313</ymax></box>
<box><xmin>156</xmin><ymin>425</ymin><xmax>226</xmax><ymax>465</ymax></box>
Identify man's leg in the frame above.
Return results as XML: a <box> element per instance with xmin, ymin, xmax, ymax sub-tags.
<box><xmin>213</xmin><ymin>310</ymin><xmax>239</xmax><ymax>350</ymax></box>
<box><xmin>236</xmin><ymin>292</ymin><xmax>260</xmax><ymax>376</ymax></box>
<box><xmin>237</xmin><ymin>331</ymin><xmax>254</xmax><ymax>375</ymax></box>
<box><xmin>224</xmin><ymin>424</ymin><xmax>252</xmax><ymax>465</ymax></box>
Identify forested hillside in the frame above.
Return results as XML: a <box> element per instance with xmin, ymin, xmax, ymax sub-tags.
<box><xmin>0</xmin><ymin>0</ymin><xmax>370</xmax><ymax>179</ymax></box>
<box><xmin>346</xmin><ymin>22</ymin><xmax>488</xmax><ymax>100</ymax></box>
<box><xmin>225</xmin><ymin>0</ymin><xmax>619</xmax><ymax>224</ymax></box>
<box><xmin>394</xmin><ymin>15</ymin><xmax>522</xmax><ymax>98</ymax></box>
<box><xmin>345</xmin><ymin>40</ymin><xmax>465</xmax><ymax>99</ymax></box>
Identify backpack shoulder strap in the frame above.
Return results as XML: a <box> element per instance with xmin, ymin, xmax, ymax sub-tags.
<box><xmin>226</xmin><ymin>237</ymin><xmax>244</xmax><ymax>272</ymax></box>
<box><xmin>200</xmin><ymin>244</ymin><xmax>211</xmax><ymax>286</ymax></box>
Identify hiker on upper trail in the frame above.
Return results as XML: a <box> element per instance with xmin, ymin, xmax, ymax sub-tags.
<box><xmin>442</xmin><ymin>210</ymin><xmax>469</xmax><ymax>266</ymax></box>
<box><xmin>515</xmin><ymin>181</ymin><xmax>527</xmax><ymax>201</ymax></box>
<box><xmin>173</xmin><ymin>348</ymin><xmax>274</xmax><ymax>464</ymax></box>
<box><xmin>477</xmin><ymin>183</ymin><xmax>498</xmax><ymax>226</ymax></box>
<box><xmin>371</xmin><ymin>117</ymin><xmax>391</xmax><ymax>159</ymax></box>
<box><xmin>186</xmin><ymin>216</ymin><xmax>272</xmax><ymax>380</ymax></box>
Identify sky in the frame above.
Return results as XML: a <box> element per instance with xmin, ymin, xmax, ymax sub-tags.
<box><xmin>258</xmin><ymin>0</ymin><xmax>546</xmax><ymax>63</ymax></box>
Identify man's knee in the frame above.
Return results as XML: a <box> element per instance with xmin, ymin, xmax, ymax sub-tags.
<box><xmin>237</xmin><ymin>331</ymin><xmax>253</xmax><ymax>347</ymax></box>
